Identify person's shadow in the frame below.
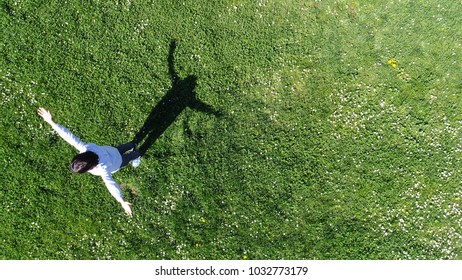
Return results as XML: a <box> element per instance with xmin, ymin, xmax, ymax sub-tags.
<box><xmin>133</xmin><ymin>40</ymin><xmax>222</xmax><ymax>156</ymax></box>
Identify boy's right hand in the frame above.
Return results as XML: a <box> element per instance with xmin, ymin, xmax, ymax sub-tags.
<box><xmin>37</xmin><ymin>107</ymin><xmax>53</xmax><ymax>124</ymax></box>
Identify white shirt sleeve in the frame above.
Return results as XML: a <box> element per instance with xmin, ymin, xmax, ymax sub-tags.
<box><xmin>50</xmin><ymin>123</ymin><xmax>87</xmax><ymax>153</ymax></box>
<box><xmin>100</xmin><ymin>170</ymin><xmax>125</xmax><ymax>204</ymax></box>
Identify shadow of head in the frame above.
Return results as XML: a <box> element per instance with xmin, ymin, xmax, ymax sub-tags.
<box><xmin>170</xmin><ymin>75</ymin><xmax>198</xmax><ymax>104</ymax></box>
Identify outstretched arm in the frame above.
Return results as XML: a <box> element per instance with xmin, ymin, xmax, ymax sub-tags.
<box><xmin>38</xmin><ymin>107</ymin><xmax>87</xmax><ymax>152</ymax></box>
<box><xmin>100</xmin><ymin>171</ymin><xmax>133</xmax><ymax>217</ymax></box>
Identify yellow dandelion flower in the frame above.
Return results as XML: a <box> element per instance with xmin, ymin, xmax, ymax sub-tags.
<box><xmin>195</xmin><ymin>243</ymin><xmax>199</xmax><ymax>247</ymax></box>
<box><xmin>201</xmin><ymin>218</ymin><xmax>206</xmax><ymax>223</ymax></box>
<box><xmin>456</xmin><ymin>197</ymin><xmax>459</xmax><ymax>201</ymax></box>
<box><xmin>243</xmin><ymin>255</ymin><xmax>248</xmax><ymax>260</ymax></box>
<box><xmin>387</xmin><ymin>59</ymin><xmax>397</xmax><ymax>68</ymax></box>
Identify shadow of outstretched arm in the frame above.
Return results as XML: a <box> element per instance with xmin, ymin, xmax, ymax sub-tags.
<box><xmin>133</xmin><ymin>40</ymin><xmax>222</xmax><ymax>156</ymax></box>
<box><xmin>168</xmin><ymin>40</ymin><xmax>179</xmax><ymax>83</ymax></box>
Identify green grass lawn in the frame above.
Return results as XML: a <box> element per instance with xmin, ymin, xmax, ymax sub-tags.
<box><xmin>2</xmin><ymin>0</ymin><xmax>462</xmax><ymax>259</ymax></box>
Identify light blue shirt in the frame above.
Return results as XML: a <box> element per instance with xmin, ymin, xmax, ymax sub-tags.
<box><xmin>50</xmin><ymin>123</ymin><xmax>125</xmax><ymax>203</ymax></box>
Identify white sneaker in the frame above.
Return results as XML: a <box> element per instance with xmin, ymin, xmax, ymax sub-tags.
<box><xmin>131</xmin><ymin>157</ymin><xmax>141</xmax><ymax>168</ymax></box>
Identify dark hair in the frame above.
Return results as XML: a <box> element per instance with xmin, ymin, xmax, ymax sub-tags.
<box><xmin>70</xmin><ymin>151</ymin><xmax>99</xmax><ymax>173</ymax></box>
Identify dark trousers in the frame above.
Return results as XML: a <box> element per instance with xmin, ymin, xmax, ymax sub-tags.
<box><xmin>117</xmin><ymin>142</ymin><xmax>140</xmax><ymax>169</ymax></box>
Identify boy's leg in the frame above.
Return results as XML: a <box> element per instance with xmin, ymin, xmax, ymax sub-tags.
<box><xmin>120</xmin><ymin>151</ymin><xmax>141</xmax><ymax>169</ymax></box>
<box><xmin>117</xmin><ymin>142</ymin><xmax>136</xmax><ymax>154</ymax></box>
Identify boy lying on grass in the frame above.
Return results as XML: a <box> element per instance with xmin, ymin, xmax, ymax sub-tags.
<box><xmin>38</xmin><ymin>107</ymin><xmax>140</xmax><ymax>217</ymax></box>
